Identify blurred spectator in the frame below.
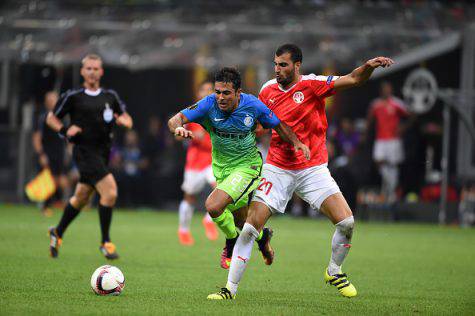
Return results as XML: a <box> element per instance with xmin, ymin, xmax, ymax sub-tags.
<box><xmin>334</xmin><ymin>118</ymin><xmax>360</xmax><ymax>157</ymax></box>
<box><xmin>114</xmin><ymin>130</ymin><xmax>148</xmax><ymax>207</ymax></box>
<box><xmin>31</xmin><ymin>91</ymin><xmax>70</xmax><ymax>216</ymax></box>
<box><xmin>142</xmin><ymin>116</ymin><xmax>166</xmax><ymax>175</ymax></box>
<box><xmin>366</xmin><ymin>82</ymin><xmax>410</xmax><ymax>204</ymax></box>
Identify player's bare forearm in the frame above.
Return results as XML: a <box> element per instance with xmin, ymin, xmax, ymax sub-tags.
<box><xmin>274</xmin><ymin>122</ymin><xmax>311</xmax><ymax>160</ymax></box>
<box><xmin>46</xmin><ymin>111</ymin><xmax>64</xmax><ymax>132</ymax></box>
<box><xmin>334</xmin><ymin>57</ymin><xmax>394</xmax><ymax>91</ymax></box>
<box><xmin>168</xmin><ymin>113</ymin><xmax>185</xmax><ymax>134</ymax></box>
<box><xmin>168</xmin><ymin>113</ymin><xmax>193</xmax><ymax>139</ymax></box>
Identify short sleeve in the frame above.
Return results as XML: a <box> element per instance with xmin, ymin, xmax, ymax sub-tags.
<box><xmin>254</xmin><ymin>99</ymin><xmax>280</xmax><ymax>129</ymax></box>
<box><xmin>53</xmin><ymin>90</ymin><xmax>74</xmax><ymax>119</ymax></box>
<box><xmin>181</xmin><ymin>95</ymin><xmax>214</xmax><ymax>123</ymax></box>
<box><xmin>308</xmin><ymin>75</ymin><xmax>338</xmax><ymax>98</ymax></box>
<box><xmin>108</xmin><ymin>89</ymin><xmax>126</xmax><ymax>114</ymax></box>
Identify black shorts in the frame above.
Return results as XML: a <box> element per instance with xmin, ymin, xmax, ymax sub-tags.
<box><xmin>73</xmin><ymin>145</ymin><xmax>111</xmax><ymax>186</ymax></box>
<box><xmin>43</xmin><ymin>150</ymin><xmax>65</xmax><ymax>176</ymax></box>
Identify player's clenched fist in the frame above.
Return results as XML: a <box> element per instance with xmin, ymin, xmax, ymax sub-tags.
<box><xmin>366</xmin><ymin>57</ymin><xmax>394</xmax><ymax>69</ymax></box>
<box><xmin>174</xmin><ymin>126</ymin><xmax>194</xmax><ymax>139</ymax></box>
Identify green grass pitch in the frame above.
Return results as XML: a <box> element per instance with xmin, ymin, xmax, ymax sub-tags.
<box><xmin>0</xmin><ymin>204</ymin><xmax>474</xmax><ymax>315</ymax></box>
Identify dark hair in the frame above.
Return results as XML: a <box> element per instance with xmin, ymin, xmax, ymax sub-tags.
<box><xmin>275</xmin><ymin>44</ymin><xmax>303</xmax><ymax>63</ymax></box>
<box><xmin>214</xmin><ymin>67</ymin><xmax>241</xmax><ymax>90</ymax></box>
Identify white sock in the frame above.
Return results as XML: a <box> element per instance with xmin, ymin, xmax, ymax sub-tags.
<box><xmin>202</xmin><ymin>212</ymin><xmax>213</xmax><ymax>224</ymax></box>
<box><xmin>328</xmin><ymin>216</ymin><xmax>354</xmax><ymax>275</ymax></box>
<box><xmin>226</xmin><ymin>223</ymin><xmax>259</xmax><ymax>295</ymax></box>
<box><xmin>178</xmin><ymin>200</ymin><xmax>194</xmax><ymax>231</ymax></box>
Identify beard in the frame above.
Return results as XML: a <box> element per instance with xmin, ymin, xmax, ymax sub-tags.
<box><xmin>276</xmin><ymin>70</ymin><xmax>295</xmax><ymax>87</ymax></box>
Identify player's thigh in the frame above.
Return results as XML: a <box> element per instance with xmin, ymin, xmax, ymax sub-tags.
<box><xmin>295</xmin><ymin>165</ymin><xmax>341</xmax><ymax>214</ymax></box>
<box><xmin>205</xmin><ymin>188</ymin><xmax>234</xmax><ymax>213</ymax></box>
<box><xmin>252</xmin><ymin>163</ymin><xmax>296</xmax><ymax>214</ymax></box>
<box><xmin>217</xmin><ymin>167</ymin><xmax>260</xmax><ymax>204</ymax></box>
<box><xmin>387</xmin><ymin>139</ymin><xmax>404</xmax><ymax>165</ymax></box>
<box><xmin>181</xmin><ymin>170</ymin><xmax>207</xmax><ymax>195</ymax></box>
<box><xmin>320</xmin><ymin>192</ymin><xmax>353</xmax><ymax>224</ymax></box>
<box><xmin>95</xmin><ymin>173</ymin><xmax>117</xmax><ymax>197</ymax></box>
<box><xmin>373</xmin><ymin>140</ymin><xmax>387</xmax><ymax>163</ymax></box>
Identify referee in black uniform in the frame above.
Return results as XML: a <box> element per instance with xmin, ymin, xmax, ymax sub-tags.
<box><xmin>46</xmin><ymin>54</ymin><xmax>133</xmax><ymax>259</ymax></box>
<box><xmin>32</xmin><ymin>91</ymin><xmax>67</xmax><ymax>217</ymax></box>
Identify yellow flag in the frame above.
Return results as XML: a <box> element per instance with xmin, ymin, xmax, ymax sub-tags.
<box><xmin>25</xmin><ymin>168</ymin><xmax>56</xmax><ymax>202</ymax></box>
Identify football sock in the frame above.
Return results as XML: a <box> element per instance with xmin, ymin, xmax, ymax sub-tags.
<box><xmin>56</xmin><ymin>202</ymin><xmax>80</xmax><ymax>238</ymax></box>
<box><xmin>212</xmin><ymin>209</ymin><xmax>238</xmax><ymax>239</ymax></box>
<box><xmin>178</xmin><ymin>200</ymin><xmax>194</xmax><ymax>231</ymax></box>
<box><xmin>98</xmin><ymin>204</ymin><xmax>113</xmax><ymax>243</ymax></box>
<box><xmin>227</xmin><ymin>223</ymin><xmax>259</xmax><ymax>295</ymax></box>
<box><xmin>328</xmin><ymin>216</ymin><xmax>354</xmax><ymax>275</ymax></box>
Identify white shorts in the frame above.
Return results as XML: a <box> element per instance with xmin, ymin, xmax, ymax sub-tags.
<box><xmin>252</xmin><ymin>163</ymin><xmax>341</xmax><ymax>214</ymax></box>
<box><xmin>181</xmin><ymin>166</ymin><xmax>216</xmax><ymax>195</ymax></box>
<box><xmin>373</xmin><ymin>139</ymin><xmax>404</xmax><ymax>165</ymax></box>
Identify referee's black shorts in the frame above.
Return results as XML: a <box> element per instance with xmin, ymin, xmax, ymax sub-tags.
<box><xmin>73</xmin><ymin>145</ymin><xmax>111</xmax><ymax>186</ymax></box>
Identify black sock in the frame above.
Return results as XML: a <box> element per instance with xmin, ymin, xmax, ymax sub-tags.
<box><xmin>56</xmin><ymin>203</ymin><xmax>80</xmax><ymax>237</ymax></box>
<box><xmin>98</xmin><ymin>204</ymin><xmax>113</xmax><ymax>243</ymax></box>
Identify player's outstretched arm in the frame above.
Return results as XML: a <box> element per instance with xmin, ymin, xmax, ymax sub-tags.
<box><xmin>168</xmin><ymin>112</ymin><xmax>194</xmax><ymax>139</ymax></box>
<box><xmin>334</xmin><ymin>57</ymin><xmax>394</xmax><ymax>91</ymax></box>
<box><xmin>114</xmin><ymin>112</ymin><xmax>133</xmax><ymax>129</ymax></box>
<box><xmin>273</xmin><ymin>122</ymin><xmax>310</xmax><ymax>160</ymax></box>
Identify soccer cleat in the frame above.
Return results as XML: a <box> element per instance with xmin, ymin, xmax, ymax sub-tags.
<box><xmin>207</xmin><ymin>287</ymin><xmax>235</xmax><ymax>300</ymax></box>
<box><xmin>178</xmin><ymin>229</ymin><xmax>195</xmax><ymax>246</ymax></box>
<box><xmin>220</xmin><ymin>236</ymin><xmax>238</xmax><ymax>269</ymax></box>
<box><xmin>100</xmin><ymin>242</ymin><xmax>119</xmax><ymax>260</ymax></box>
<box><xmin>324</xmin><ymin>269</ymin><xmax>357</xmax><ymax>298</ymax></box>
<box><xmin>48</xmin><ymin>227</ymin><xmax>62</xmax><ymax>258</ymax></box>
<box><xmin>257</xmin><ymin>228</ymin><xmax>274</xmax><ymax>265</ymax></box>
<box><xmin>202</xmin><ymin>217</ymin><xmax>219</xmax><ymax>241</ymax></box>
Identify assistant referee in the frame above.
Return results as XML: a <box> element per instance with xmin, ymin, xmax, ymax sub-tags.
<box><xmin>46</xmin><ymin>54</ymin><xmax>133</xmax><ymax>259</ymax></box>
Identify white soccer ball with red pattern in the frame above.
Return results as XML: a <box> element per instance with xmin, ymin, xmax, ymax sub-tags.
<box><xmin>90</xmin><ymin>265</ymin><xmax>125</xmax><ymax>296</ymax></box>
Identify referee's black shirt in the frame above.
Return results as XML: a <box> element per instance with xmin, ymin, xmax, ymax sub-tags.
<box><xmin>53</xmin><ymin>88</ymin><xmax>126</xmax><ymax>147</ymax></box>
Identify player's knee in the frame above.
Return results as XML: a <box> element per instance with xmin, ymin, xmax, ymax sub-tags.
<box><xmin>70</xmin><ymin>195</ymin><xmax>87</xmax><ymax>209</ymax></box>
<box><xmin>205</xmin><ymin>198</ymin><xmax>224</xmax><ymax>217</ymax></box>
<box><xmin>336</xmin><ymin>215</ymin><xmax>354</xmax><ymax>238</ymax></box>
<box><xmin>101</xmin><ymin>189</ymin><xmax>117</xmax><ymax>206</ymax></box>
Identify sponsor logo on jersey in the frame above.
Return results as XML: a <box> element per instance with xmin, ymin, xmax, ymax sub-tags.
<box><xmin>103</xmin><ymin>103</ymin><xmax>113</xmax><ymax>123</ymax></box>
<box><xmin>243</xmin><ymin>115</ymin><xmax>254</xmax><ymax>127</ymax></box>
<box><xmin>293</xmin><ymin>91</ymin><xmax>305</xmax><ymax>104</ymax></box>
<box><xmin>326</xmin><ymin>76</ymin><xmax>334</xmax><ymax>85</ymax></box>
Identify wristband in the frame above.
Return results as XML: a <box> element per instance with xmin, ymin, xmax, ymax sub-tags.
<box><xmin>58</xmin><ymin>126</ymin><xmax>68</xmax><ymax>138</ymax></box>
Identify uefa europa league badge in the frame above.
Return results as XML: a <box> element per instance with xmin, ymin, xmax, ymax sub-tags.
<box><xmin>103</xmin><ymin>103</ymin><xmax>113</xmax><ymax>123</ymax></box>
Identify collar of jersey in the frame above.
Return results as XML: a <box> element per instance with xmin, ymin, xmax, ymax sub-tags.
<box><xmin>278</xmin><ymin>75</ymin><xmax>301</xmax><ymax>93</ymax></box>
<box><xmin>84</xmin><ymin>88</ymin><xmax>102</xmax><ymax>96</ymax></box>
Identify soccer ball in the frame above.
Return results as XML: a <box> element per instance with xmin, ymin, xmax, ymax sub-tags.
<box><xmin>90</xmin><ymin>265</ymin><xmax>125</xmax><ymax>296</ymax></box>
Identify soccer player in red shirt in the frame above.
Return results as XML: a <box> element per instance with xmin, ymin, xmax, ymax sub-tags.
<box><xmin>208</xmin><ymin>44</ymin><xmax>393</xmax><ymax>300</ymax></box>
<box><xmin>178</xmin><ymin>80</ymin><xmax>219</xmax><ymax>245</ymax></box>
<box><xmin>367</xmin><ymin>81</ymin><xmax>409</xmax><ymax>204</ymax></box>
